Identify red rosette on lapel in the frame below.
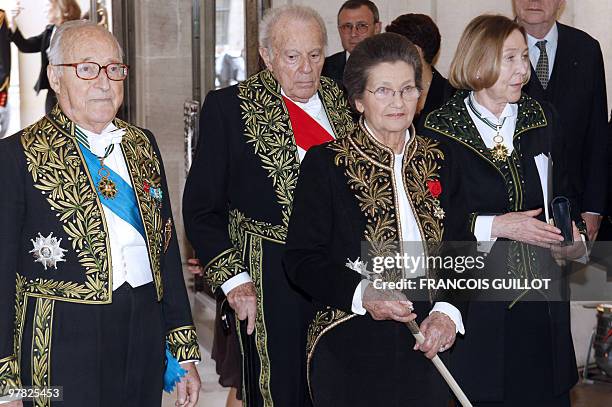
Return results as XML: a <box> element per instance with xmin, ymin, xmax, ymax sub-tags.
<box><xmin>427</xmin><ymin>179</ymin><xmax>445</xmax><ymax>219</ymax></box>
<box><xmin>427</xmin><ymin>179</ymin><xmax>442</xmax><ymax>198</ymax></box>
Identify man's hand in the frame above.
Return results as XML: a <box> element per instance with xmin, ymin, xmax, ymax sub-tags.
<box><xmin>362</xmin><ymin>284</ymin><xmax>416</xmax><ymax>323</ymax></box>
<box><xmin>186</xmin><ymin>258</ymin><xmax>203</xmax><ymax>275</ymax></box>
<box><xmin>3</xmin><ymin>401</ymin><xmax>23</xmax><ymax>407</ymax></box>
<box><xmin>227</xmin><ymin>282</ymin><xmax>257</xmax><ymax>335</ymax></box>
<box><xmin>414</xmin><ymin>312</ymin><xmax>456</xmax><ymax>359</ymax></box>
<box><xmin>175</xmin><ymin>362</ymin><xmax>201</xmax><ymax>407</ymax></box>
<box><xmin>581</xmin><ymin>212</ymin><xmax>602</xmax><ymax>242</ymax></box>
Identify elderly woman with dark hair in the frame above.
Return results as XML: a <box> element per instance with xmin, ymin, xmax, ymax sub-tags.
<box><xmin>386</xmin><ymin>13</ymin><xmax>454</xmax><ymax>131</ymax></box>
<box><xmin>283</xmin><ymin>32</ymin><xmax>465</xmax><ymax>407</ymax></box>
<box><xmin>422</xmin><ymin>15</ymin><xmax>585</xmax><ymax>406</ymax></box>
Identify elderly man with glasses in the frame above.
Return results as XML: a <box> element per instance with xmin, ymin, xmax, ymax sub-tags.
<box><xmin>322</xmin><ymin>0</ymin><xmax>381</xmax><ymax>85</ymax></box>
<box><xmin>0</xmin><ymin>21</ymin><xmax>200</xmax><ymax>407</ymax></box>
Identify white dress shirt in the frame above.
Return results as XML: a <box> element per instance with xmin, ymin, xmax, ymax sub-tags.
<box><xmin>220</xmin><ymin>89</ymin><xmax>335</xmax><ymax>295</ymax></box>
<box><xmin>350</xmin><ymin>121</ymin><xmax>464</xmax><ymax>335</ymax></box>
<box><xmin>78</xmin><ymin>123</ymin><xmax>153</xmax><ymax>291</ymax></box>
<box><xmin>527</xmin><ymin>23</ymin><xmax>559</xmax><ymax>80</ymax></box>
<box><xmin>464</xmin><ymin>92</ymin><xmax>518</xmax><ymax>252</ymax></box>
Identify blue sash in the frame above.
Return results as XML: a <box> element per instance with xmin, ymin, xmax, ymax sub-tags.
<box><xmin>76</xmin><ymin>141</ymin><xmax>146</xmax><ymax>240</ymax></box>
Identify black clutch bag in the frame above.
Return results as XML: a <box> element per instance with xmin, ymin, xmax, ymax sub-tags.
<box><xmin>551</xmin><ymin>196</ymin><xmax>573</xmax><ymax>246</ymax></box>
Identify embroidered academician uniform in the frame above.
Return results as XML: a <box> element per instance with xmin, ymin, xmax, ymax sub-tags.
<box><xmin>422</xmin><ymin>91</ymin><xmax>580</xmax><ymax>405</ymax></box>
<box><xmin>0</xmin><ymin>107</ymin><xmax>200</xmax><ymax>406</ymax></box>
<box><xmin>183</xmin><ymin>69</ymin><xmax>354</xmax><ymax>407</ymax></box>
<box><xmin>283</xmin><ymin>121</ymin><xmax>465</xmax><ymax>407</ymax></box>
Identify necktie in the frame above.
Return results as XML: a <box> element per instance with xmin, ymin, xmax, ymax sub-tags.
<box><xmin>535</xmin><ymin>40</ymin><xmax>549</xmax><ymax>90</ymax></box>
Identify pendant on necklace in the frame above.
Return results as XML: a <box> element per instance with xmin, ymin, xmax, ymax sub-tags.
<box><xmin>491</xmin><ymin>143</ymin><xmax>509</xmax><ymax>162</ymax></box>
<box><xmin>490</xmin><ymin>131</ymin><xmax>509</xmax><ymax>162</ymax></box>
<box><xmin>98</xmin><ymin>167</ymin><xmax>118</xmax><ymax>199</ymax></box>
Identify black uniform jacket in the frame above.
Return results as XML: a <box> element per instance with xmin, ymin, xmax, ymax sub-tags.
<box><xmin>284</xmin><ymin>120</ymin><xmax>467</xmax><ymax>406</ymax></box>
<box><xmin>422</xmin><ymin>90</ymin><xmax>580</xmax><ymax>402</ymax></box>
<box><xmin>183</xmin><ymin>69</ymin><xmax>355</xmax><ymax>406</ymax></box>
<box><xmin>0</xmin><ymin>106</ymin><xmax>199</xmax><ymax>397</ymax></box>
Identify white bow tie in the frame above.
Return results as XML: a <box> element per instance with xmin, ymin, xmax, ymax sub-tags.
<box><xmin>88</xmin><ymin>128</ymin><xmax>126</xmax><ymax>157</ymax></box>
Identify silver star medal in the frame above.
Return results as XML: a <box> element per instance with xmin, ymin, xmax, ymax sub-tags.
<box><xmin>30</xmin><ymin>232</ymin><xmax>67</xmax><ymax>270</ymax></box>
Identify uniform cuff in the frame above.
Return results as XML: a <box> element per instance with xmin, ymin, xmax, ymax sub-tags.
<box><xmin>474</xmin><ymin>215</ymin><xmax>497</xmax><ymax>253</ymax></box>
<box><xmin>220</xmin><ymin>272</ymin><xmax>252</xmax><ymax>295</ymax></box>
<box><xmin>351</xmin><ymin>280</ymin><xmax>369</xmax><ymax>315</ymax></box>
<box><xmin>430</xmin><ymin>302</ymin><xmax>465</xmax><ymax>335</ymax></box>
<box><xmin>166</xmin><ymin>326</ymin><xmax>202</xmax><ymax>363</ymax></box>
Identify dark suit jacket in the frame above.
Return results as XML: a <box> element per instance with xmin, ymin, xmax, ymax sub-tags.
<box><xmin>321</xmin><ymin>50</ymin><xmax>346</xmax><ymax>85</ymax></box>
<box><xmin>415</xmin><ymin>68</ymin><xmax>455</xmax><ymax>134</ymax></box>
<box><xmin>522</xmin><ymin>22</ymin><xmax>608</xmax><ymax>214</ymax></box>
<box><xmin>10</xmin><ymin>25</ymin><xmax>54</xmax><ymax>93</ymax></box>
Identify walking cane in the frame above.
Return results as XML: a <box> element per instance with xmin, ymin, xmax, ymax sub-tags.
<box><xmin>240</xmin><ymin>320</ymin><xmax>258</xmax><ymax>407</ymax></box>
<box><xmin>406</xmin><ymin>320</ymin><xmax>473</xmax><ymax>407</ymax></box>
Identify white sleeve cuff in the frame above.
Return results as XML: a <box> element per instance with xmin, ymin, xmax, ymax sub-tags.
<box><xmin>351</xmin><ymin>280</ymin><xmax>369</xmax><ymax>315</ymax></box>
<box><xmin>220</xmin><ymin>272</ymin><xmax>252</xmax><ymax>295</ymax></box>
<box><xmin>179</xmin><ymin>359</ymin><xmax>200</xmax><ymax>365</ymax></box>
<box><xmin>474</xmin><ymin>215</ymin><xmax>497</xmax><ymax>253</ymax></box>
<box><xmin>430</xmin><ymin>302</ymin><xmax>465</xmax><ymax>335</ymax></box>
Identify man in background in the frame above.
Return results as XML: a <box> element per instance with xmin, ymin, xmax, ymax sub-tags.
<box><xmin>515</xmin><ymin>0</ymin><xmax>608</xmax><ymax>241</ymax></box>
<box><xmin>322</xmin><ymin>0</ymin><xmax>380</xmax><ymax>84</ymax></box>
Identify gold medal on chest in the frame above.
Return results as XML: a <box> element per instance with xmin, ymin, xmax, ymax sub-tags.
<box><xmin>98</xmin><ymin>167</ymin><xmax>118</xmax><ymax>199</ymax></box>
<box><xmin>490</xmin><ymin>143</ymin><xmax>510</xmax><ymax>163</ymax></box>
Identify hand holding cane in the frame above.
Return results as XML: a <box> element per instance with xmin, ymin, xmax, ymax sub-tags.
<box><xmin>406</xmin><ymin>319</ymin><xmax>473</xmax><ymax>407</ymax></box>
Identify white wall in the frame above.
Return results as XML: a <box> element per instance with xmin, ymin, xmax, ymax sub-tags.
<box><xmin>273</xmin><ymin>0</ymin><xmax>612</xmax><ymax>111</ymax></box>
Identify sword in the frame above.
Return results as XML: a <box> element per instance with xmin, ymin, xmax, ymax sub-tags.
<box><xmin>406</xmin><ymin>320</ymin><xmax>473</xmax><ymax>407</ymax></box>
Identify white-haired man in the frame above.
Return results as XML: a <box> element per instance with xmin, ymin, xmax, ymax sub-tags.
<box><xmin>183</xmin><ymin>5</ymin><xmax>354</xmax><ymax>406</ymax></box>
<box><xmin>0</xmin><ymin>21</ymin><xmax>200</xmax><ymax>407</ymax></box>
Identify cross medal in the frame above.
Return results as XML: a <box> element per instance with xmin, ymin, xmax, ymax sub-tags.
<box><xmin>491</xmin><ymin>124</ymin><xmax>509</xmax><ymax>162</ymax></box>
<box><xmin>98</xmin><ymin>164</ymin><xmax>118</xmax><ymax>199</ymax></box>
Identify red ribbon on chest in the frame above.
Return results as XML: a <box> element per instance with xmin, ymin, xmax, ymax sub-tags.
<box><xmin>282</xmin><ymin>96</ymin><xmax>334</xmax><ymax>151</ymax></box>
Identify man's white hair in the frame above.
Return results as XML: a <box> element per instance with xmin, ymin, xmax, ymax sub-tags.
<box><xmin>259</xmin><ymin>5</ymin><xmax>327</xmax><ymax>53</ymax></box>
<box><xmin>47</xmin><ymin>20</ymin><xmax>124</xmax><ymax>75</ymax></box>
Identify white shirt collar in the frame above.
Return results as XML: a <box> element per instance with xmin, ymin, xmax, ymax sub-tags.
<box><xmin>77</xmin><ymin>122</ymin><xmax>125</xmax><ymax>157</ymax></box>
<box><xmin>280</xmin><ymin>88</ymin><xmax>323</xmax><ymax>116</ymax></box>
<box><xmin>468</xmin><ymin>92</ymin><xmax>518</xmax><ymax>124</ymax></box>
<box><xmin>363</xmin><ymin>119</ymin><xmax>411</xmax><ymax>157</ymax></box>
<box><xmin>527</xmin><ymin>22</ymin><xmax>558</xmax><ymax>47</ymax></box>
<box><xmin>526</xmin><ymin>22</ymin><xmax>558</xmax><ymax>74</ymax></box>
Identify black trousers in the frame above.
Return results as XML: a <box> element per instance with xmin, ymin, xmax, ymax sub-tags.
<box><xmin>21</xmin><ymin>283</ymin><xmax>165</xmax><ymax>407</ymax></box>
